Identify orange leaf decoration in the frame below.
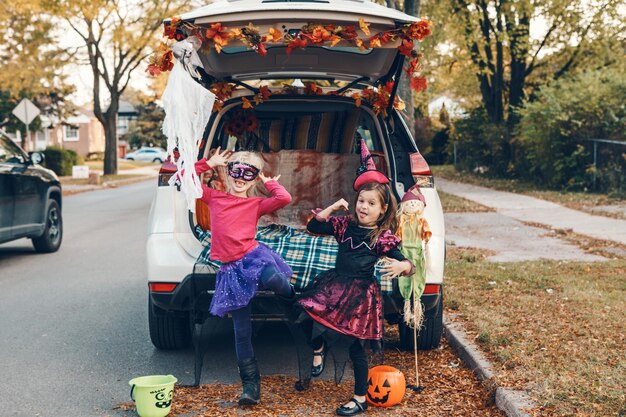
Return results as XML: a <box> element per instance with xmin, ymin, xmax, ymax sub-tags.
<box><xmin>399</xmin><ymin>40</ymin><xmax>414</xmax><ymax>57</ymax></box>
<box><xmin>230</xmin><ymin>28</ymin><xmax>243</xmax><ymax>39</ymax></box>
<box><xmin>369</xmin><ymin>37</ymin><xmax>382</xmax><ymax>48</ymax></box>
<box><xmin>210</xmin><ymin>82</ymin><xmax>235</xmax><ymax>101</ymax></box>
<box><xmin>351</xmin><ymin>93</ymin><xmax>362</xmax><ymax>108</ymax></box>
<box><xmin>410</xmin><ymin>76</ymin><xmax>427</xmax><ymax>92</ymax></box>
<box><xmin>337</xmin><ymin>25</ymin><xmax>358</xmax><ymax>41</ymax></box>
<box><xmin>206</xmin><ymin>23</ymin><xmax>232</xmax><ymax>53</ymax></box>
<box><xmin>286</xmin><ymin>37</ymin><xmax>307</xmax><ymax>55</ymax></box>
<box><xmin>305</xmin><ymin>26</ymin><xmax>332</xmax><ymax>44</ymax></box>
<box><xmin>242</xmin><ymin>97</ymin><xmax>253</xmax><ymax>109</ymax></box>
<box><xmin>146</xmin><ymin>63</ymin><xmax>161</xmax><ymax>76</ymax></box>
<box><xmin>394</xmin><ymin>97</ymin><xmax>406</xmax><ymax>111</ymax></box>
<box><xmin>266</xmin><ymin>27</ymin><xmax>283</xmax><ymax>43</ymax></box>
<box><xmin>330</xmin><ymin>35</ymin><xmax>342</xmax><ymax>47</ymax></box>
<box><xmin>256</xmin><ymin>42</ymin><xmax>267</xmax><ymax>56</ymax></box>
<box><xmin>404</xmin><ymin>57</ymin><xmax>420</xmax><ymax>76</ymax></box>
<box><xmin>359</xmin><ymin>17</ymin><xmax>371</xmax><ymax>36</ymax></box>
<box><xmin>304</xmin><ymin>82</ymin><xmax>323</xmax><ymax>95</ymax></box>
<box><xmin>406</xmin><ymin>20</ymin><xmax>431</xmax><ymax>41</ymax></box>
<box><xmin>258</xmin><ymin>85</ymin><xmax>272</xmax><ymax>100</ymax></box>
<box><xmin>355</xmin><ymin>38</ymin><xmax>366</xmax><ymax>51</ymax></box>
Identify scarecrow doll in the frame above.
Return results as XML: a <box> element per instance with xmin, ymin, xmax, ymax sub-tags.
<box><xmin>396</xmin><ymin>185</ymin><xmax>432</xmax><ymax>329</ymax></box>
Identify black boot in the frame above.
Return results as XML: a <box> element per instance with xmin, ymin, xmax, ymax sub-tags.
<box><xmin>238</xmin><ymin>357</ymin><xmax>260</xmax><ymax>405</ymax></box>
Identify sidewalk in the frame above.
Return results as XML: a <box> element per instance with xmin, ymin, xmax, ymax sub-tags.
<box><xmin>61</xmin><ymin>165</ymin><xmax>159</xmax><ymax>195</ymax></box>
<box><xmin>437</xmin><ymin>178</ymin><xmax>626</xmax><ymax>245</ymax></box>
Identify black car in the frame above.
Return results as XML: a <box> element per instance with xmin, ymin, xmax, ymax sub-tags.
<box><xmin>0</xmin><ymin>131</ymin><xmax>63</xmax><ymax>252</ymax></box>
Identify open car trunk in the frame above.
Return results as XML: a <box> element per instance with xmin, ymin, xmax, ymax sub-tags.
<box><xmin>194</xmin><ymin>99</ymin><xmax>388</xmax><ymax>229</ymax></box>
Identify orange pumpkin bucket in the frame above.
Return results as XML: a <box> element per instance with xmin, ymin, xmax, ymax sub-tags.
<box><xmin>366</xmin><ymin>365</ymin><xmax>406</xmax><ymax>407</ymax></box>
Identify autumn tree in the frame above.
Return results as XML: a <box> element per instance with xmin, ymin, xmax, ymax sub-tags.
<box><xmin>45</xmin><ymin>0</ymin><xmax>190</xmax><ymax>175</ymax></box>
<box><xmin>0</xmin><ymin>1</ymin><xmax>75</xmax><ymax>149</ymax></box>
<box><xmin>449</xmin><ymin>0</ymin><xmax>624</xmax><ymax>127</ymax></box>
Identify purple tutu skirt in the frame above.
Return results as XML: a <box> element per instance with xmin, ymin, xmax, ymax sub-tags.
<box><xmin>210</xmin><ymin>243</ymin><xmax>293</xmax><ymax>317</ymax></box>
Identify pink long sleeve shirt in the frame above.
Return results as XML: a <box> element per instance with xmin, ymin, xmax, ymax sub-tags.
<box><xmin>195</xmin><ymin>158</ymin><xmax>292</xmax><ymax>263</ymax></box>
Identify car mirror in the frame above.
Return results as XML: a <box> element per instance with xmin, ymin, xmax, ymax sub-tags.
<box><xmin>30</xmin><ymin>152</ymin><xmax>44</xmax><ymax>165</ymax></box>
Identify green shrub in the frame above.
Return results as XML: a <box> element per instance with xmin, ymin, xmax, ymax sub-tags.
<box><xmin>450</xmin><ymin>108</ymin><xmax>512</xmax><ymax>176</ymax></box>
<box><xmin>516</xmin><ymin>67</ymin><xmax>625</xmax><ymax>191</ymax></box>
<box><xmin>42</xmin><ymin>146</ymin><xmax>83</xmax><ymax>176</ymax></box>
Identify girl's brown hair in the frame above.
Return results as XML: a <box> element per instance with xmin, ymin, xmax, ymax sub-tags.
<box><xmin>352</xmin><ymin>182</ymin><xmax>398</xmax><ymax>245</ymax></box>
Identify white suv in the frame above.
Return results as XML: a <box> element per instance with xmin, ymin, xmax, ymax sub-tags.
<box><xmin>147</xmin><ymin>0</ymin><xmax>445</xmax><ymax>352</ymax></box>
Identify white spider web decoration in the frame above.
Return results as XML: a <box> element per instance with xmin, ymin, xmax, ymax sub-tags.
<box><xmin>162</xmin><ymin>60</ymin><xmax>215</xmax><ymax>212</ymax></box>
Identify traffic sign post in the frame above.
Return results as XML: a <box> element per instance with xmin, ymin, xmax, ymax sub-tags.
<box><xmin>12</xmin><ymin>98</ymin><xmax>41</xmax><ymax>150</ymax></box>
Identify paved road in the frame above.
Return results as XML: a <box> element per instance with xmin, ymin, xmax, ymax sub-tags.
<box><xmin>0</xmin><ymin>181</ymin><xmax>299</xmax><ymax>417</ymax></box>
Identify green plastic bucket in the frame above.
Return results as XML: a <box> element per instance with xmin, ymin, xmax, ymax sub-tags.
<box><xmin>129</xmin><ymin>375</ymin><xmax>177</xmax><ymax>417</ymax></box>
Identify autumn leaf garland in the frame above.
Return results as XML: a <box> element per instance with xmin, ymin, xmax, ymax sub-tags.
<box><xmin>148</xmin><ymin>18</ymin><xmax>431</xmax><ymax>94</ymax></box>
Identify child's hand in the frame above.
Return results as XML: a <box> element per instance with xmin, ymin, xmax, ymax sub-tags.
<box><xmin>259</xmin><ymin>172</ymin><xmax>281</xmax><ymax>183</ymax></box>
<box><xmin>207</xmin><ymin>147</ymin><xmax>232</xmax><ymax>168</ymax></box>
<box><xmin>331</xmin><ymin>198</ymin><xmax>349</xmax><ymax>212</ymax></box>
<box><xmin>379</xmin><ymin>257</ymin><xmax>411</xmax><ymax>279</ymax></box>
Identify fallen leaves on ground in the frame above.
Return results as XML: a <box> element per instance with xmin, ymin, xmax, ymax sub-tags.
<box><xmin>117</xmin><ymin>337</ymin><xmax>503</xmax><ymax>416</ymax></box>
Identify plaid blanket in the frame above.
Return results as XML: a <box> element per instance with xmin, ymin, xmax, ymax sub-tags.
<box><xmin>195</xmin><ymin>224</ymin><xmax>394</xmax><ymax>294</ymax></box>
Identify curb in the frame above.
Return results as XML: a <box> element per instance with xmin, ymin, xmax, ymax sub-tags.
<box><xmin>443</xmin><ymin>313</ymin><xmax>537</xmax><ymax>417</ymax></box>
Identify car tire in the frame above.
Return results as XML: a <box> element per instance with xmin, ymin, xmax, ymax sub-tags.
<box><xmin>126</xmin><ymin>157</ymin><xmax>134</xmax><ymax>160</ymax></box>
<box><xmin>153</xmin><ymin>158</ymin><xmax>163</xmax><ymax>163</ymax></box>
<box><xmin>32</xmin><ymin>200</ymin><xmax>63</xmax><ymax>253</ymax></box>
<box><xmin>398</xmin><ymin>293</ymin><xmax>443</xmax><ymax>351</ymax></box>
<box><xmin>148</xmin><ymin>296</ymin><xmax>191</xmax><ymax>350</ymax></box>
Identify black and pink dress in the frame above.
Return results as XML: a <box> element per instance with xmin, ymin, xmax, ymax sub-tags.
<box><xmin>297</xmin><ymin>214</ymin><xmax>409</xmax><ymax>341</ymax></box>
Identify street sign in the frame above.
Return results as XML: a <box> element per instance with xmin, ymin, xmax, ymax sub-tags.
<box><xmin>12</xmin><ymin>98</ymin><xmax>41</xmax><ymax>125</ymax></box>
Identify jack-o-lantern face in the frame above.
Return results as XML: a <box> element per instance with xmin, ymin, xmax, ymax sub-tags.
<box><xmin>366</xmin><ymin>365</ymin><xmax>406</xmax><ymax>407</ymax></box>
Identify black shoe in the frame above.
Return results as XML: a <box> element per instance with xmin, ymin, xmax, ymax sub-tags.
<box><xmin>336</xmin><ymin>398</ymin><xmax>368</xmax><ymax>416</ymax></box>
<box><xmin>311</xmin><ymin>344</ymin><xmax>327</xmax><ymax>378</ymax></box>
<box><xmin>237</xmin><ymin>357</ymin><xmax>260</xmax><ymax>405</ymax></box>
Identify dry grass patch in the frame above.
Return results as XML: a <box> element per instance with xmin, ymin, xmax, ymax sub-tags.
<box><xmin>445</xmin><ymin>247</ymin><xmax>626</xmax><ymax>416</ymax></box>
<box><xmin>438</xmin><ymin>190</ymin><xmax>495</xmax><ymax>213</ymax></box>
<box><xmin>433</xmin><ymin>165</ymin><xmax>626</xmax><ymax>220</ymax></box>
<box><xmin>85</xmin><ymin>159</ymin><xmax>154</xmax><ymax>171</ymax></box>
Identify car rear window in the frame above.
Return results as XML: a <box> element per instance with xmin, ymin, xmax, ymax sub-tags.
<box><xmin>212</xmin><ymin>100</ymin><xmax>383</xmax><ymax>155</ymax></box>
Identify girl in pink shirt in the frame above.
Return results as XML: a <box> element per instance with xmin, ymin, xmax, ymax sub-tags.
<box><xmin>195</xmin><ymin>148</ymin><xmax>294</xmax><ymax>406</ymax></box>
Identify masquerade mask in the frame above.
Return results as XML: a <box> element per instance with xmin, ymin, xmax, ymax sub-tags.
<box><xmin>227</xmin><ymin>161</ymin><xmax>260</xmax><ymax>181</ymax></box>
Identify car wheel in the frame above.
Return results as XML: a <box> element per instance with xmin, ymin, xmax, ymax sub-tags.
<box><xmin>148</xmin><ymin>295</ymin><xmax>191</xmax><ymax>349</ymax></box>
<box><xmin>153</xmin><ymin>158</ymin><xmax>163</xmax><ymax>163</ymax></box>
<box><xmin>32</xmin><ymin>200</ymin><xmax>63</xmax><ymax>253</ymax></box>
<box><xmin>126</xmin><ymin>157</ymin><xmax>134</xmax><ymax>160</ymax></box>
<box><xmin>398</xmin><ymin>293</ymin><xmax>443</xmax><ymax>351</ymax></box>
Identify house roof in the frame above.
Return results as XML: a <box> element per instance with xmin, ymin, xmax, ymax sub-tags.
<box><xmin>118</xmin><ymin>100</ymin><xmax>138</xmax><ymax>115</ymax></box>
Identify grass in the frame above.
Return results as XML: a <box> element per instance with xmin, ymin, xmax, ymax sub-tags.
<box><xmin>61</xmin><ymin>174</ymin><xmax>145</xmax><ymax>186</ymax></box>
<box><xmin>432</xmin><ymin>165</ymin><xmax>626</xmax><ymax>220</ymax></box>
<box><xmin>444</xmin><ymin>247</ymin><xmax>626</xmax><ymax>416</ymax></box>
<box><xmin>84</xmin><ymin>159</ymin><xmax>154</xmax><ymax>171</ymax></box>
<box><xmin>437</xmin><ymin>190</ymin><xmax>494</xmax><ymax>213</ymax></box>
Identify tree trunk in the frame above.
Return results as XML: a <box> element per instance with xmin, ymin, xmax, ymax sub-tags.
<box><xmin>507</xmin><ymin>10</ymin><xmax>530</xmax><ymax>129</ymax></box>
<box><xmin>102</xmin><ymin>99</ymin><xmax>119</xmax><ymax>176</ymax></box>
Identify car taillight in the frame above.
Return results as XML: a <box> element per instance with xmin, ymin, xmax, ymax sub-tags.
<box><xmin>410</xmin><ymin>152</ymin><xmax>434</xmax><ymax>188</ymax></box>
<box><xmin>149</xmin><ymin>283</ymin><xmax>178</xmax><ymax>292</ymax></box>
<box><xmin>423</xmin><ymin>284</ymin><xmax>440</xmax><ymax>294</ymax></box>
<box><xmin>158</xmin><ymin>159</ymin><xmax>177</xmax><ymax>186</ymax></box>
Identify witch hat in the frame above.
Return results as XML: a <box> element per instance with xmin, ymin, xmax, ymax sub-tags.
<box><xmin>353</xmin><ymin>140</ymin><xmax>390</xmax><ymax>191</ymax></box>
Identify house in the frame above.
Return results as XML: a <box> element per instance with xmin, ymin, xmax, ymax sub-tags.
<box><xmin>116</xmin><ymin>100</ymin><xmax>139</xmax><ymax>158</ymax></box>
<box><xmin>12</xmin><ymin>109</ymin><xmax>105</xmax><ymax>157</ymax></box>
